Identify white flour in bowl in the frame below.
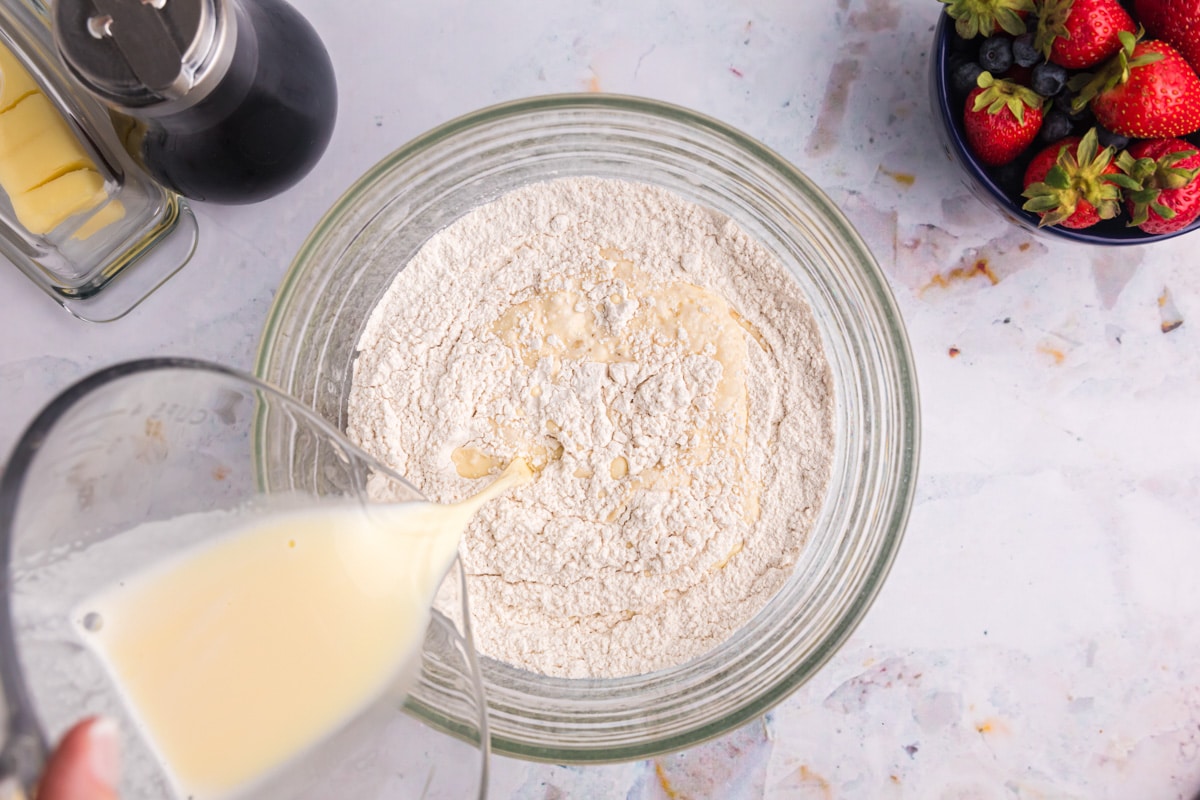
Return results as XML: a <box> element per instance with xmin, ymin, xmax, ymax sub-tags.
<box><xmin>347</xmin><ymin>177</ymin><xmax>833</xmax><ymax>678</ymax></box>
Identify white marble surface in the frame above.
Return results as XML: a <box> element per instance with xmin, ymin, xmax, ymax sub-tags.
<box><xmin>3</xmin><ymin>0</ymin><xmax>1200</xmax><ymax>797</ymax></box>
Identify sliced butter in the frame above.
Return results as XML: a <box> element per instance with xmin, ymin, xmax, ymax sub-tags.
<box><xmin>0</xmin><ymin>93</ymin><xmax>94</xmax><ymax>195</ymax></box>
<box><xmin>0</xmin><ymin>45</ymin><xmax>40</xmax><ymax>113</ymax></box>
<box><xmin>14</xmin><ymin>168</ymin><xmax>106</xmax><ymax>234</ymax></box>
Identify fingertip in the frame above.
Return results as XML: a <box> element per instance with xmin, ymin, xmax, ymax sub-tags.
<box><xmin>82</xmin><ymin>717</ymin><xmax>120</xmax><ymax>789</ymax></box>
<box><xmin>38</xmin><ymin>716</ymin><xmax>120</xmax><ymax>800</ymax></box>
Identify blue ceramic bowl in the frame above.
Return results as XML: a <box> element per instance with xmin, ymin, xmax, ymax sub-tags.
<box><xmin>929</xmin><ymin>9</ymin><xmax>1200</xmax><ymax>245</ymax></box>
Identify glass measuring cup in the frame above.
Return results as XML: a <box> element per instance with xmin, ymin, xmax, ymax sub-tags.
<box><xmin>0</xmin><ymin>358</ymin><xmax>489</xmax><ymax>799</ymax></box>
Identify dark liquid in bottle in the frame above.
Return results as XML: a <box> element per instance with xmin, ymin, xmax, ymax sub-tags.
<box><xmin>139</xmin><ymin>0</ymin><xmax>336</xmax><ymax>204</ymax></box>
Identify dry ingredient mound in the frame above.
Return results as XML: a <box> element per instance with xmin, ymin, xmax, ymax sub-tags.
<box><xmin>347</xmin><ymin>177</ymin><xmax>833</xmax><ymax>679</ymax></box>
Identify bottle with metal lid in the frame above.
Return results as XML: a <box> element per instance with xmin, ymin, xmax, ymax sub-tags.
<box><xmin>0</xmin><ymin>0</ymin><xmax>198</xmax><ymax>322</ymax></box>
<box><xmin>53</xmin><ymin>0</ymin><xmax>337</xmax><ymax>204</ymax></box>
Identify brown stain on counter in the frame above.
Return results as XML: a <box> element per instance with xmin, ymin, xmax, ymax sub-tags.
<box><xmin>975</xmin><ymin>717</ymin><xmax>1010</xmax><ymax>735</ymax></box>
<box><xmin>1037</xmin><ymin>344</ymin><xmax>1066</xmax><ymax>365</ymax></box>
<box><xmin>788</xmin><ymin>765</ymin><xmax>834</xmax><ymax>798</ymax></box>
<box><xmin>848</xmin><ymin>0</ymin><xmax>900</xmax><ymax>32</ymax></box>
<box><xmin>920</xmin><ymin>257</ymin><xmax>999</xmax><ymax>294</ymax></box>
<box><xmin>898</xmin><ymin>228</ymin><xmax>1043</xmax><ymax>294</ymax></box>
<box><xmin>806</xmin><ymin>59</ymin><xmax>860</xmax><ymax>157</ymax></box>
<box><xmin>1158</xmin><ymin>287</ymin><xmax>1184</xmax><ymax>333</ymax></box>
<box><xmin>879</xmin><ymin>167</ymin><xmax>916</xmax><ymax>187</ymax></box>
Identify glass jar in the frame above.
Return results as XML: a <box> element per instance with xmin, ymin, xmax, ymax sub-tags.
<box><xmin>256</xmin><ymin>94</ymin><xmax>921</xmax><ymax>762</ymax></box>
<box><xmin>0</xmin><ymin>1</ymin><xmax>196</xmax><ymax>321</ymax></box>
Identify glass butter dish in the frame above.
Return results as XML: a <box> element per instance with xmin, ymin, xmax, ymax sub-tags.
<box><xmin>0</xmin><ymin>0</ymin><xmax>196</xmax><ymax>322</ymax></box>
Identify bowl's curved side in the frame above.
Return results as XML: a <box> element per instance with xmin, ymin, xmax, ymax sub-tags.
<box><xmin>928</xmin><ymin>13</ymin><xmax>1042</xmax><ymax>234</ymax></box>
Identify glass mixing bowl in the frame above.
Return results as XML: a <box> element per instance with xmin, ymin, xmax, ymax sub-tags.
<box><xmin>255</xmin><ymin>94</ymin><xmax>920</xmax><ymax>762</ymax></box>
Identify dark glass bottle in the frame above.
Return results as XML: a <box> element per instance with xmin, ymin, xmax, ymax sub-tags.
<box><xmin>53</xmin><ymin>0</ymin><xmax>337</xmax><ymax>205</ymax></box>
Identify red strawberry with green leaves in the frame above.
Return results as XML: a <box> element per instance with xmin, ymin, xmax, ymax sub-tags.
<box><xmin>1134</xmin><ymin>0</ymin><xmax>1200</xmax><ymax>73</ymax></box>
<box><xmin>940</xmin><ymin>0</ymin><xmax>1034</xmax><ymax>38</ymax></box>
<box><xmin>963</xmin><ymin>72</ymin><xmax>1045</xmax><ymax>166</ymax></box>
<box><xmin>1021</xmin><ymin>128</ymin><xmax>1123</xmax><ymax>228</ymax></box>
<box><xmin>1070</xmin><ymin>33</ymin><xmax>1200</xmax><ymax>138</ymax></box>
<box><xmin>1113</xmin><ymin>138</ymin><xmax>1200</xmax><ymax>233</ymax></box>
<box><xmin>1034</xmin><ymin>0</ymin><xmax>1135</xmax><ymax>69</ymax></box>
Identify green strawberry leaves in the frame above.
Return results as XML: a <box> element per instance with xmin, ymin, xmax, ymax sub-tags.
<box><xmin>1022</xmin><ymin>128</ymin><xmax>1124</xmax><ymax>227</ymax></box>
<box><xmin>941</xmin><ymin>0</ymin><xmax>1035</xmax><ymax>38</ymax></box>
<box><xmin>1068</xmin><ymin>29</ymin><xmax>1164</xmax><ymax>111</ymax></box>
<box><xmin>972</xmin><ymin>71</ymin><xmax>1044</xmax><ymax>123</ymax></box>
<box><xmin>1116</xmin><ymin>146</ymin><xmax>1200</xmax><ymax>225</ymax></box>
<box><xmin>1034</xmin><ymin>0</ymin><xmax>1076</xmax><ymax>61</ymax></box>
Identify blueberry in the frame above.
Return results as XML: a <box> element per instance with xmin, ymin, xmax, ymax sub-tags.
<box><xmin>952</xmin><ymin>60</ymin><xmax>985</xmax><ymax>94</ymax></box>
<box><xmin>1031</xmin><ymin>62</ymin><xmax>1068</xmax><ymax>97</ymax></box>
<box><xmin>1039</xmin><ymin>110</ymin><xmax>1074</xmax><ymax>142</ymax></box>
<box><xmin>1095</xmin><ymin>126</ymin><xmax>1129</xmax><ymax>150</ymax></box>
<box><xmin>979</xmin><ymin>36</ymin><xmax>1014</xmax><ymax>73</ymax></box>
<box><xmin>1013</xmin><ymin>33</ymin><xmax>1040</xmax><ymax>68</ymax></box>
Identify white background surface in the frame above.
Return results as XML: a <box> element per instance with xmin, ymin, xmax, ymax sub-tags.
<box><xmin>3</xmin><ymin>0</ymin><xmax>1200</xmax><ymax>797</ymax></box>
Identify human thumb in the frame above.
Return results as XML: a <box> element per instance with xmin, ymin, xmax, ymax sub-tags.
<box><xmin>37</xmin><ymin>717</ymin><xmax>119</xmax><ymax>800</ymax></box>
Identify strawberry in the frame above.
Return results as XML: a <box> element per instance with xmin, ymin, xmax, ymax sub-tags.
<box><xmin>940</xmin><ymin>0</ymin><xmax>1034</xmax><ymax>38</ymax></box>
<box><xmin>1134</xmin><ymin>0</ymin><xmax>1200</xmax><ymax>73</ymax></box>
<box><xmin>1034</xmin><ymin>0</ymin><xmax>1135</xmax><ymax>69</ymax></box>
<box><xmin>1113</xmin><ymin>138</ymin><xmax>1200</xmax><ymax>233</ymax></box>
<box><xmin>1070</xmin><ymin>33</ymin><xmax>1200</xmax><ymax>138</ymax></box>
<box><xmin>1021</xmin><ymin>128</ymin><xmax>1123</xmax><ymax>227</ymax></box>
<box><xmin>963</xmin><ymin>72</ymin><xmax>1045</xmax><ymax>166</ymax></box>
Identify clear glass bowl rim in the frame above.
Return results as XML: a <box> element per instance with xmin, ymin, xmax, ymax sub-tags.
<box><xmin>254</xmin><ymin>92</ymin><xmax>921</xmax><ymax>763</ymax></box>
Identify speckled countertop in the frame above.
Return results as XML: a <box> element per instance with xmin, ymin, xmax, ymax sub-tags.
<box><xmin>2</xmin><ymin>1</ymin><xmax>1199</xmax><ymax>797</ymax></box>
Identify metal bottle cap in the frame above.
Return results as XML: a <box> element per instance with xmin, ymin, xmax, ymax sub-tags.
<box><xmin>53</xmin><ymin>0</ymin><xmax>236</xmax><ymax>115</ymax></box>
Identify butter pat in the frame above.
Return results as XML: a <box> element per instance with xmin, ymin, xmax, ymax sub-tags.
<box><xmin>0</xmin><ymin>45</ymin><xmax>39</xmax><ymax>112</ymax></box>
<box><xmin>0</xmin><ymin>94</ymin><xmax>95</xmax><ymax>195</ymax></box>
<box><xmin>0</xmin><ymin>43</ymin><xmax>111</xmax><ymax>235</ymax></box>
<box><xmin>15</xmin><ymin>169</ymin><xmax>106</xmax><ymax>235</ymax></box>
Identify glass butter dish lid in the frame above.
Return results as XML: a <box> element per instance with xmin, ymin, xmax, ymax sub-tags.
<box><xmin>0</xmin><ymin>0</ymin><xmax>196</xmax><ymax>322</ymax></box>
